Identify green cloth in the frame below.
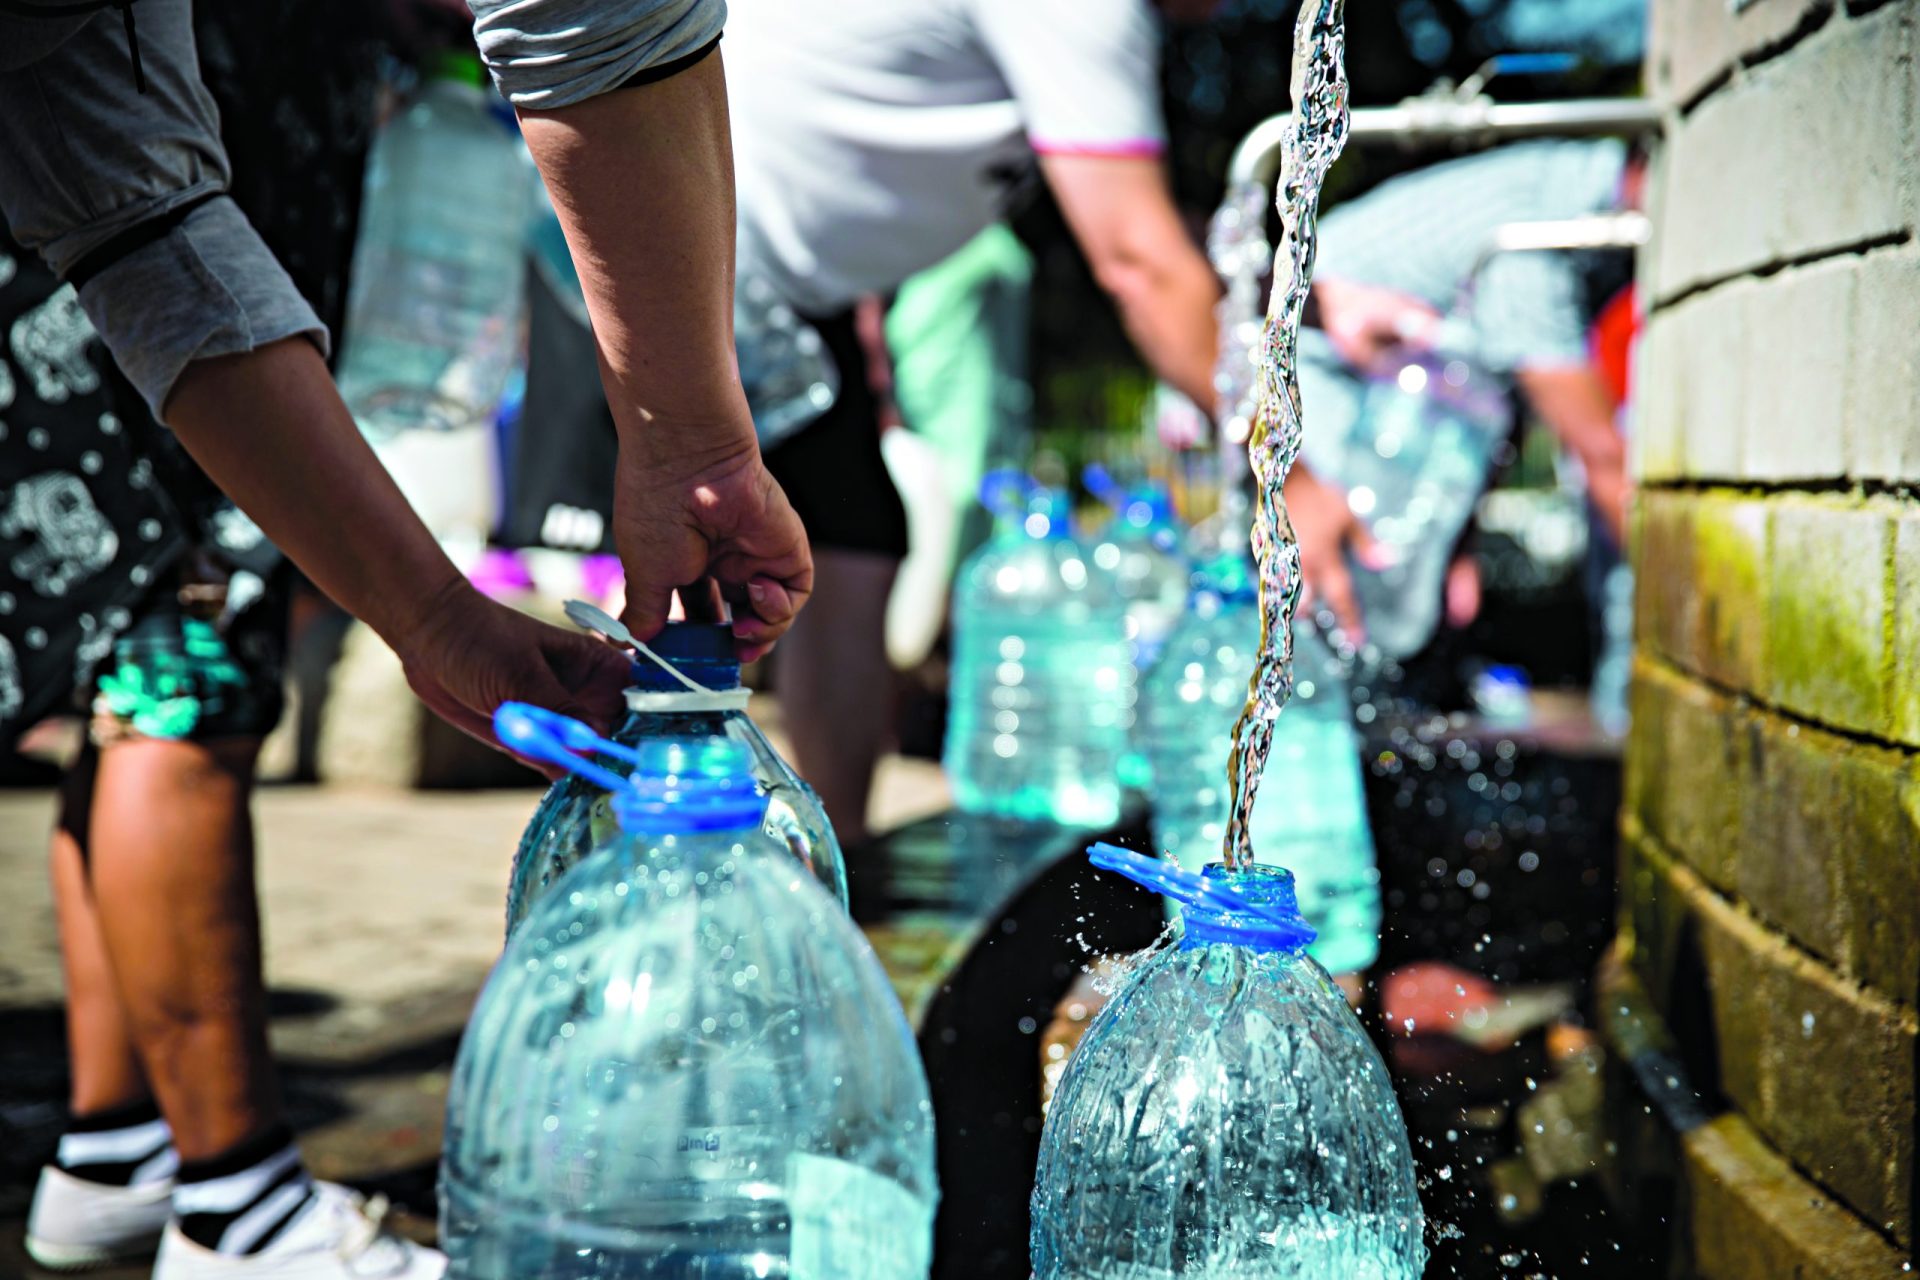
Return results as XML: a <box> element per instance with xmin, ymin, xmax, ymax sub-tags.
<box><xmin>885</xmin><ymin>224</ymin><xmax>1034</xmax><ymax>573</ymax></box>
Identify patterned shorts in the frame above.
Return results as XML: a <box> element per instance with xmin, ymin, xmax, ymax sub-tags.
<box><xmin>90</xmin><ymin>569</ymin><xmax>288</xmax><ymax>746</ymax></box>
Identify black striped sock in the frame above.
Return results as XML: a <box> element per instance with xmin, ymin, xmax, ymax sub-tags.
<box><xmin>173</xmin><ymin>1126</ymin><xmax>316</xmax><ymax>1255</ymax></box>
<box><xmin>57</xmin><ymin>1098</ymin><xmax>178</xmax><ymax>1187</ymax></box>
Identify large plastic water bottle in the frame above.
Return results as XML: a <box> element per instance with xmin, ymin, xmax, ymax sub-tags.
<box><xmin>1083</xmin><ymin>466</ymin><xmax>1188</xmax><ymax>792</ymax></box>
<box><xmin>1313</xmin><ymin>338</ymin><xmax>1512</xmax><ymax>660</ymax></box>
<box><xmin>944</xmin><ymin>474</ymin><xmax>1131</xmax><ymax>827</ymax></box>
<box><xmin>1032</xmin><ymin>845</ymin><xmax>1425</xmax><ymax>1278</ymax></box>
<box><xmin>335</xmin><ymin>52</ymin><xmax>536</xmax><ymax>438</ymax></box>
<box><xmin>1141</xmin><ymin>554</ymin><xmax>1382</xmax><ymax>976</ymax></box>
<box><xmin>445</xmin><ymin>708</ymin><xmax>937</xmax><ymax>1278</ymax></box>
<box><xmin>504</xmin><ymin>618</ymin><xmax>845</xmax><ymax>936</ymax></box>
<box><xmin>1082</xmin><ymin>465</ymin><xmax>1189</xmax><ymax>676</ymax></box>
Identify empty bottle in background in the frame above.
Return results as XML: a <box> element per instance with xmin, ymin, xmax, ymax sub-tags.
<box><xmin>1308</xmin><ymin>335</ymin><xmax>1512</xmax><ymax>661</ymax></box>
<box><xmin>504</xmin><ymin>620</ymin><xmax>846</xmax><ymax>936</ymax></box>
<box><xmin>446</xmin><ymin>710</ymin><xmax>937</xmax><ymax>1279</ymax></box>
<box><xmin>335</xmin><ymin>52</ymin><xmax>537</xmax><ymax>438</ymax></box>
<box><xmin>1083</xmin><ymin>465</ymin><xmax>1189</xmax><ymax>792</ymax></box>
<box><xmin>1032</xmin><ymin>845</ymin><xmax>1425</xmax><ymax>1279</ymax></box>
<box><xmin>944</xmin><ymin>473</ymin><xmax>1131</xmax><ymax>827</ymax></box>
<box><xmin>1141</xmin><ymin>553</ymin><xmax>1381</xmax><ymax>976</ymax></box>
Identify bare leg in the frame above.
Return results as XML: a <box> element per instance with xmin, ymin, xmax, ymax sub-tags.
<box><xmin>86</xmin><ymin>738</ymin><xmax>281</xmax><ymax>1162</ymax></box>
<box><xmin>50</xmin><ymin>748</ymin><xmax>149</xmax><ymax>1117</ymax></box>
<box><xmin>773</xmin><ymin>549</ymin><xmax>899</xmax><ymax>845</ymax></box>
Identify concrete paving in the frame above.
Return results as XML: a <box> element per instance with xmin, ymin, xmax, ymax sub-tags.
<box><xmin>0</xmin><ymin>719</ymin><xmax>949</xmax><ymax>1278</ymax></box>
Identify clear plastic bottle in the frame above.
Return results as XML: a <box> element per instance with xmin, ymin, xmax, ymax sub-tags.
<box><xmin>446</xmin><ymin>712</ymin><xmax>938</xmax><ymax>1279</ymax></box>
<box><xmin>1315</xmin><ymin>339</ymin><xmax>1512</xmax><ymax>661</ymax></box>
<box><xmin>335</xmin><ymin>53</ymin><xmax>537</xmax><ymax>438</ymax></box>
<box><xmin>1084</xmin><ymin>466</ymin><xmax>1189</xmax><ymax>792</ymax></box>
<box><xmin>944</xmin><ymin>474</ymin><xmax>1131</xmax><ymax>827</ymax></box>
<box><xmin>1032</xmin><ymin>846</ymin><xmax>1424</xmax><ymax>1278</ymax></box>
<box><xmin>504</xmin><ymin>621</ymin><xmax>846</xmax><ymax>937</ymax></box>
<box><xmin>1141</xmin><ymin>554</ymin><xmax>1381</xmax><ymax>976</ymax></box>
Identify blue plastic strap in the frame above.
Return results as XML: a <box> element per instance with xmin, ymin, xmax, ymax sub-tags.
<box><xmin>1089</xmin><ymin>844</ymin><xmax>1298</xmax><ymax>930</ymax></box>
<box><xmin>493</xmin><ymin>702</ymin><xmax>629</xmax><ymax>792</ymax></box>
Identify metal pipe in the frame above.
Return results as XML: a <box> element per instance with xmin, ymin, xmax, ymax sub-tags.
<box><xmin>1227</xmin><ymin>97</ymin><xmax>1663</xmax><ymax>187</ymax></box>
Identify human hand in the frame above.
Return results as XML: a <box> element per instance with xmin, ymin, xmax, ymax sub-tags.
<box><xmin>1285</xmin><ymin>464</ymin><xmax>1386</xmax><ymax>645</ymax></box>
<box><xmin>614</xmin><ymin>431</ymin><xmax>813</xmax><ymax>662</ymax></box>
<box><xmin>397</xmin><ymin>580</ymin><xmax>632</xmax><ymax>773</ymax></box>
<box><xmin>1314</xmin><ymin>276</ymin><xmax>1443</xmax><ymax>370</ymax></box>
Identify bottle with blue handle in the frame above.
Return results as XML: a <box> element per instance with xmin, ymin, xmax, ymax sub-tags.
<box><xmin>444</xmin><ymin>706</ymin><xmax>937</xmax><ymax>1279</ymax></box>
<box><xmin>504</xmin><ymin>616</ymin><xmax>846</xmax><ymax>936</ymax></box>
<box><xmin>944</xmin><ymin>472</ymin><xmax>1131</xmax><ymax>827</ymax></box>
<box><xmin>335</xmin><ymin>51</ymin><xmax>537</xmax><ymax>438</ymax></box>
<box><xmin>1031</xmin><ymin>845</ymin><xmax>1425</xmax><ymax>1277</ymax></box>
<box><xmin>1141</xmin><ymin>553</ymin><xmax>1382</xmax><ymax>975</ymax></box>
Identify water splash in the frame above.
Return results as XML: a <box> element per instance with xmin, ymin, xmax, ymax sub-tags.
<box><xmin>1222</xmin><ymin>0</ymin><xmax>1350</xmax><ymax>869</ymax></box>
<box><xmin>1206</xmin><ymin>178</ymin><xmax>1272</xmax><ymax>543</ymax></box>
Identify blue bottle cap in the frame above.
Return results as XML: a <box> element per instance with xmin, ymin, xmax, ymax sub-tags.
<box><xmin>493</xmin><ymin>705</ymin><xmax>767</xmax><ymax>834</ymax></box>
<box><xmin>629</xmin><ymin>620</ymin><xmax>742</xmax><ymax>693</ymax></box>
<box><xmin>1088</xmin><ymin>843</ymin><xmax>1315</xmax><ymax>954</ymax></box>
<box><xmin>610</xmin><ymin>738</ymin><xmax>768</xmax><ymax>835</ymax></box>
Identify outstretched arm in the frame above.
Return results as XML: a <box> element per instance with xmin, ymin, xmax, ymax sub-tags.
<box><xmin>167</xmin><ymin>340</ymin><xmax>631</xmax><ymax>744</ymax></box>
<box><xmin>1042</xmin><ymin>152</ymin><xmax>1224</xmax><ymax>414</ymax></box>
<box><xmin>472</xmin><ymin>3</ymin><xmax>812</xmax><ymax>657</ymax></box>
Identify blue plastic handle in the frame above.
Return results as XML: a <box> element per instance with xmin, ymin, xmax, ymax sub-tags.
<box><xmin>493</xmin><ymin>702</ymin><xmax>628</xmax><ymax>792</ymax></box>
<box><xmin>1089</xmin><ymin>843</ymin><xmax>1297</xmax><ymax>929</ymax></box>
<box><xmin>980</xmin><ymin>468</ymin><xmax>1038</xmax><ymax>516</ymax></box>
<box><xmin>1082</xmin><ymin>463</ymin><xmax>1125</xmax><ymax>509</ymax></box>
<box><xmin>1492</xmin><ymin>52</ymin><xmax>1579</xmax><ymax>76</ymax></box>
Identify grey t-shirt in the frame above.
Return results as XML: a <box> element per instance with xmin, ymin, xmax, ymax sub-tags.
<box><xmin>724</xmin><ymin>0</ymin><xmax>1168</xmax><ymax>314</ymax></box>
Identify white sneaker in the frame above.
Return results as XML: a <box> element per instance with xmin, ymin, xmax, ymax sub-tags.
<box><xmin>25</xmin><ymin>1164</ymin><xmax>174</xmax><ymax>1271</ymax></box>
<box><xmin>152</xmin><ymin>1182</ymin><xmax>446</xmax><ymax>1280</ymax></box>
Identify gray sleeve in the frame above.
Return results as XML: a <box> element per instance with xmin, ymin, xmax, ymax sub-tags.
<box><xmin>0</xmin><ymin>0</ymin><xmax>324</xmax><ymax>418</ymax></box>
<box><xmin>78</xmin><ymin>199</ymin><xmax>327</xmax><ymax>419</ymax></box>
<box><xmin>469</xmin><ymin>0</ymin><xmax>727</xmax><ymax>110</ymax></box>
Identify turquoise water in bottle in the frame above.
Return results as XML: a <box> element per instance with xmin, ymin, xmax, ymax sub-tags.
<box><xmin>504</xmin><ymin>621</ymin><xmax>845</xmax><ymax>936</ymax></box>
<box><xmin>944</xmin><ymin>478</ymin><xmax>1131</xmax><ymax>827</ymax></box>
<box><xmin>1084</xmin><ymin>468</ymin><xmax>1190</xmax><ymax>795</ymax></box>
<box><xmin>335</xmin><ymin>55</ymin><xmax>536</xmax><ymax>437</ymax></box>
<box><xmin>445</xmin><ymin>715</ymin><xmax>936</xmax><ymax>1279</ymax></box>
<box><xmin>1032</xmin><ymin>848</ymin><xmax>1424</xmax><ymax>1278</ymax></box>
<box><xmin>1141</xmin><ymin>557</ymin><xmax>1381</xmax><ymax>976</ymax></box>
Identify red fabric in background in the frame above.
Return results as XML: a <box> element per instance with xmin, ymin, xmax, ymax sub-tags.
<box><xmin>1590</xmin><ymin>283</ymin><xmax>1637</xmax><ymax>405</ymax></box>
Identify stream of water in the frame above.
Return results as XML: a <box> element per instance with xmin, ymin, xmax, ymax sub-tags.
<box><xmin>1220</xmin><ymin>0</ymin><xmax>1351</xmax><ymax>870</ymax></box>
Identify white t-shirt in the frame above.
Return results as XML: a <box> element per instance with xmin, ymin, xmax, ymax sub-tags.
<box><xmin>724</xmin><ymin>0</ymin><xmax>1167</xmax><ymax>314</ymax></box>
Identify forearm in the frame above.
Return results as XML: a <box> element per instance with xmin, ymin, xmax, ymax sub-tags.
<box><xmin>163</xmin><ymin>339</ymin><xmax>468</xmax><ymax>648</ymax></box>
<box><xmin>516</xmin><ymin>53</ymin><xmax>757</xmax><ymax>469</ymax></box>
<box><xmin>1107</xmin><ymin>256</ymin><xmax>1223</xmax><ymax>415</ymax></box>
<box><xmin>1516</xmin><ymin>364</ymin><xmax>1628</xmax><ymax>541</ymax></box>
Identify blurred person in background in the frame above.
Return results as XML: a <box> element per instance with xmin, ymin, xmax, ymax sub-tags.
<box><xmin>713</xmin><ymin>0</ymin><xmax>1376</xmax><ymax>856</ymax></box>
<box><xmin>1303</xmin><ymin>139</ymin><xmax>1644</xmax><ymax>571</ymax></box>
<box><xmin>0</xmin><ymin>0</ymin><xmax>803</xmax><ymax>1272</ymax></box>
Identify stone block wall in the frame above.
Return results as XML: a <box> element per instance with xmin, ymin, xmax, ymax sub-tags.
<box><xmin>1619</xmin><ymin>0</ymin><xmax>1918</xmax><ymax>1272</ymax></box>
